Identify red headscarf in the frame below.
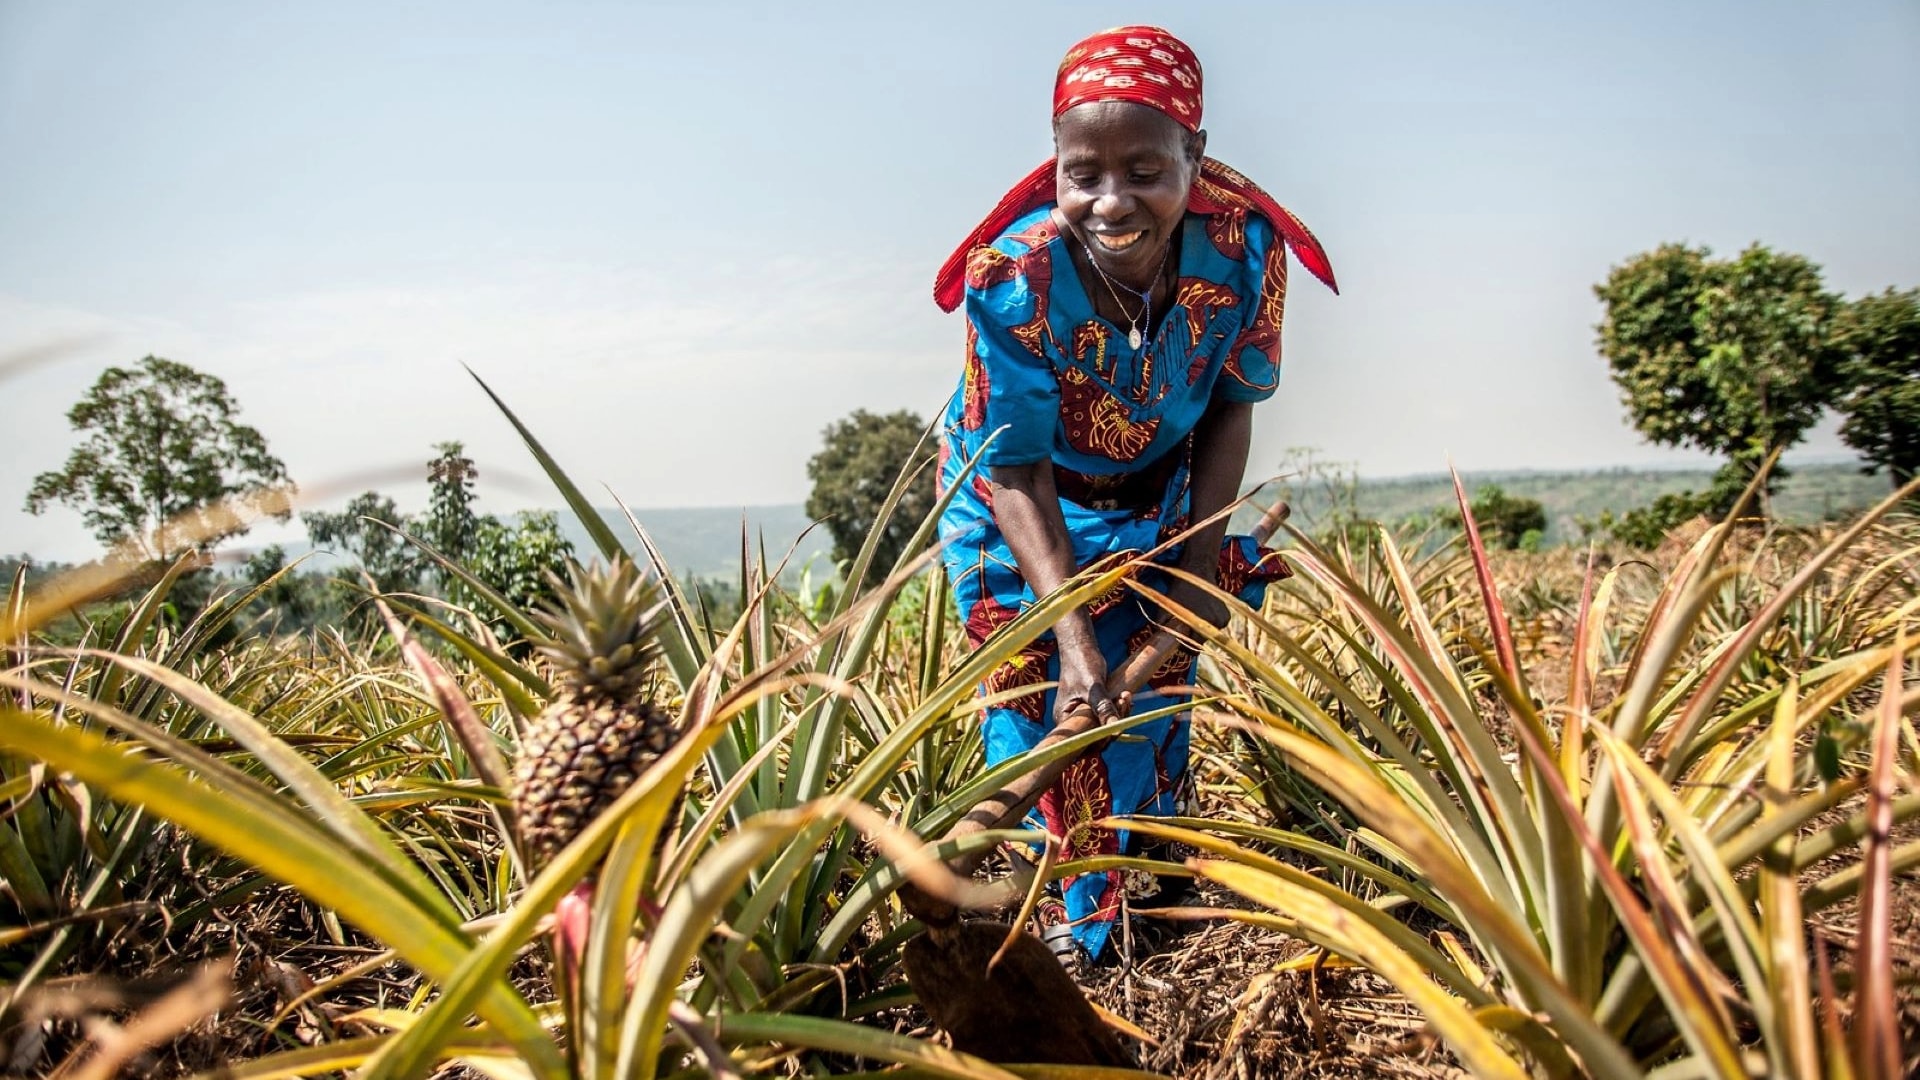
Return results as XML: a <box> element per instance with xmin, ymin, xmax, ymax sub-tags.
<box><xmin>933</xmin><ymin>25</ymin><xmax>1336</xmax><ymax>313</ymax></box>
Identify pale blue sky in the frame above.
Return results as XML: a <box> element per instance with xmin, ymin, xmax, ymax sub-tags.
<box><xmin>5</xmin><ymin>1</ymin><xmax>1917</xmax><ymax>559</ymax></box>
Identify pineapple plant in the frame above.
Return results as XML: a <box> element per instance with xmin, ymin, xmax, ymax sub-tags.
<box><xmin>513</xmin><ymin>555</ymin><xmax>680</xmax><ymax>873</ymax></box>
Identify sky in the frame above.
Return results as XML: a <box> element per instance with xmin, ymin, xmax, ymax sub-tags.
<box><xmin>3</xmin><ymin>1</ymin><xmax>1917</xmax><ymax>561</ymax></box>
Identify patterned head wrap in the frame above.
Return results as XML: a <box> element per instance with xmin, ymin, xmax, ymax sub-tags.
<box><xmin>1054</xmin><ymin>25</ymin><xmax>1203</xmax><ymax>131</ymax></box>
<box><xmin>933</xmin><ymin>25</ymin><xmax>1336</xmax><ymax>312</ymax></box>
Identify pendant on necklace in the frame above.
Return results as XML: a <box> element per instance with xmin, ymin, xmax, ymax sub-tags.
<box><xmin>1128</xmin><ymin>326</ymin><xmax>1143</xmax><ymax>350</ymax></box>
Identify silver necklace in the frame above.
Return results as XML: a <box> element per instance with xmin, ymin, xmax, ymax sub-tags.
<box><xmin>1081</xmin><ymin>238</ymin><xmax>1171</xmax><ymax>351</ymax></box>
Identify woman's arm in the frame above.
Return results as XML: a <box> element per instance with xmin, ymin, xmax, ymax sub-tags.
<box><xmin>1170</xmin><ymin>398</ymin><xmax>1255</xmax><ymax>628</ymax></box>
<box><xmin>988</xmin><ymin>462</ymin><xmax>1118</xmax><ymax>723</ymax></box>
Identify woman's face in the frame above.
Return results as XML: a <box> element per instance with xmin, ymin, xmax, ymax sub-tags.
<box><xmin>1054</xmin><ymin>101</ymin><xmax>1205</xmax><ymax>288</ymax></box>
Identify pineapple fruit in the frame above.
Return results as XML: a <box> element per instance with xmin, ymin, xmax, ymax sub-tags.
<box><xmin>512</xmin><ymin>556</ymin><xmax>679</xmax><ymax>872</ymax></box>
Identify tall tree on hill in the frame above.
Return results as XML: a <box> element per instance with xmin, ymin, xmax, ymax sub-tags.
<box><xmin>303</xmin><ymin>447</ymin><xmax>572</xmax><ymax>638</ymax></box>
<box><xmin>415</xmin><ymin>442</ymin><xmax>573</xmax><ymax>637</ymax></box>
<box><xmin>25</xmin><ymin>356</ymin><xmax>293</xmax><ymax>560</ymax></box>
<box><xmin>1833</xmin><ymin>287</ymin><xmax>1920</xmax><ymax>487</ymax></box>
<box><xmin>805</xmin><ymin>409</ymin><xmax>937</xmax><ymax>571</ymax></box>
<box><xmin>423</xmin><ymin>441</ymin><xmax>482</xmax><ymax>575</ymax></box>
<box><xmin>1593</xmin><ymin>244</ymin><xmax>1845</xmax><ymax>512</ymax></box>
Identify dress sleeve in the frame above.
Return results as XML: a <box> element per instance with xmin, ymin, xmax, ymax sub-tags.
<box><xmin>965</xmin><ymin>272</ymin><xmax>1060</xmax><ymax>467</ymax></box>
<box><xmin>1215</xmin><ymin>216</ymin><xmax>1288</xmax><ymax>404</ymax></box>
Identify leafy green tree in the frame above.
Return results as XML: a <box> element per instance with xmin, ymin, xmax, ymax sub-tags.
<box><xmin>24</xmin><ymin>356</ymin><xmax>293</xmax><ymax>559</ymax></box>
<box><xmin>1455</xmin><ymin>484</ymin><xmax>1548</xmax><ymax>550</ymax></box>
<box><xmin>804</xmin><ymin>409</ymin><xmax>937</xmax><ymax>571</ymax></box>
<box><xmin>1834</xmin><ymin>287</ymin><xmax>1920</xmax><ymax>486</ymax></box>
<box><xmin>465</xmin><ymin>510</ymin><xmax>574</xmax><ymax>616</ymax></box>
<box><xmin>302</xmin><ymin>491</ymin><xmax>421</xmax><ymax>596</ymax></box>
<box><xmin>1594</xmin><ymin>244</ymin><xmax>1844</xmax><ymax>511</ymax></box>
<box><xmin>303</xmin><ymin>445</ymin><xmax>573</xmax><ymax>637</ymax></box>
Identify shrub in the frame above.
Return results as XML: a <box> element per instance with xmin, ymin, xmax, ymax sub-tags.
<box><xmin>1442</xmin><ymin>484</ymin><xmax>1548</xmax><ymax>549</ymax></box>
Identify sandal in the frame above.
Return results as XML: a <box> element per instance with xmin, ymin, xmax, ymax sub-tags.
<box><xmin>1034</xmin><ymin>897</ymin><xmax>1089</xmax><ymax>973</ymax></box>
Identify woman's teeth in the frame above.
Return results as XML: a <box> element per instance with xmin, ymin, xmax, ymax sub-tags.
<box><xmin>1095</xmin><ymin>231</ymin><xmax>1144</xmax><ymax>252</ymax></box>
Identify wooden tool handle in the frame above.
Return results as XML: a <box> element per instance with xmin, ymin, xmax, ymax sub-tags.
<box><xmin>900</xmin><ymin>499</ymin><xmax>1290</xmax><ymax>924</ymax></box>
<box><xmin>1253</xmin><ymin>498</ymin><xmax>1292</xmax><ymax>541</ymax></box>
<box><xmin>899</xmin><ymin>643</ymin><xmax>1172</xmax><ymax>926</ymax></box>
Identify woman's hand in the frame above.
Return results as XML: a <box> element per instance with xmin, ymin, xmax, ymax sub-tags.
<box><xmin>1055</xmin><ymin>635</ymin><xmax>1119</xmax><ymax>727</ymax></box>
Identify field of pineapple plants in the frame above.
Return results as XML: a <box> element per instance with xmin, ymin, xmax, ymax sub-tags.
<box><xmin>4</xmin><ymin>387</ymin><xmax>1917</xmax><ymax>1079</ymax></box>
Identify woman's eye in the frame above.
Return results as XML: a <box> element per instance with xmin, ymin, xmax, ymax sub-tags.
<box><xmin>1067</xmin><ymin>174</ymin><xmax>1098</xmax><ymax>188</ymax></box>
<box><xmin>1130</xmin><ymin>172</ymin><xmax>1161</xmax><ymax>184</ymax></box>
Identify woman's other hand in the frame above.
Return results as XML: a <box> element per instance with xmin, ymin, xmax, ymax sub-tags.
<box><xmin>1167</xmin><ymin>398</ymin><xmax>1252</xmax><ymax>632</ymax></box>
<box><xmin>1165</xmin><ymin>578</ymin><xmax>1229</xmax><ymax>630</ymax></box>
<box><xmin>988</xmin><ymin>461</ymin><xmax>1126</xmax><ymax>728</ymax></box>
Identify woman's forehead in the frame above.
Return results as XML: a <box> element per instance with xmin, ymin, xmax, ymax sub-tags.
<box><xmin>1054</xmin><ymin>101</ymin><xmax>1190</xmax><ymax>158</ymax></box>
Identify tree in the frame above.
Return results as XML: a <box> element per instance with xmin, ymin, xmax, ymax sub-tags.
<box><xmin>465</xmin><ymin>511</ymin><xmax>574</xmax><ymax>617</ymax></box>
<box><xmin>805</xmin><ymin>409</ymin><xmax>937</xmax><ymax>571</ymax></box>
<box><xmin>1594</xmin><ymin>244</ymin><xmax>1844</xmax><ymax>511</ymax></box>
<box><xmin>302</xmin><ymin>491</ymin><xmax>421</xmax><ymax>596</ymax></box>
<box><xmin>1834</xmin><ymin>287</ymin><xmax>1920</xmax><ymax>486</ymax></box>
<box><xmin>299</xmin><ymin>446</ymin><xmax>573</xmax><ymax>638</ymax></box>
<box><xmin>1451</xmin><ymin>484</ymin><xmax>1548</xmax><ymax>550</ymax></box>
<box><xmin>25</xmin><ymin>356</ymin><xmax>293</xmax><ymax>559</ymax></box>
<box><xmin>1590</xmin><ymin>490</ymin><xmax>1721</xmax><ymax>551</ymax></box>
<box><xmin>422</xmin><ymin>441</ymin><xmax>481</xmax><ymax>575</ymax></box>
<box><xmin>414</xmin><ymin>443</ymin><xmax>574</xmax><ymax>634</ymax></box>
<box><xmin>236</xmin><ymin>545</ymin><xmax>339</xmax><ymax>636</ymax></box>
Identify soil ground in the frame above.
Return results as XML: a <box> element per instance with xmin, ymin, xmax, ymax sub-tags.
<box><xmin>1059</xmin><ymin>824</ymin><xmax>1920</xmax><ymax>1078</ymax></box>
<box><xmin>1085</xmin><ymin>880</ymin><xmax>1467</xmax><ymax>1079</ymax></box>
<box><xmin>7</xmin><ymin>819</ymin><xmax>1916</xmax><ymax>1078</ymax></box>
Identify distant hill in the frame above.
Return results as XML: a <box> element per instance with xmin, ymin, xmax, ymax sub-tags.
<box><xmin>151</xmin><ymin>463</ymin><xmax>1884</xmax><ymax>588</ymax></box>
<box><xmin>1239</xmin><ymin>461</ymin><xmax>1890</xmax><ymax>543</ymax></box>
<box><xmin>570</xmin><ymin>463</ymin><xmax>1893</xmax><ymax>582</ymax></box>
<box><xmin>555</xmin><ymin>505</ymin><xmax>837</xmax><ymax>582</ymax></box>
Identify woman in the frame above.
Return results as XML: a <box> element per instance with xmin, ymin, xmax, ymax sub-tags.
<box><xmin>931</xmin><ymin>26</ymin><xmax>1337</xmax><ymax>962</ymax></box>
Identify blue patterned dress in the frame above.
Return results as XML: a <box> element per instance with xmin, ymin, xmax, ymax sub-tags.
<box><xmin>936</xmin><ymin>200</ymin><xmax>1295</xmax><ymax>958</ymax></box>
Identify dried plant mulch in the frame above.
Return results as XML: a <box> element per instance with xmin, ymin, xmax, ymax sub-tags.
<box><xmin>1074</xmin><ymin>876</ymin><xmax>1465</xmax><ymax>1080</ymax></box>
<box><xmin>0</xmin><ymin>881</ymin><xmax>525</xmax><ymax>1078</ymax></box>
<box><xmin>1069</xmin><ymin>848</ymin><xmax>1920</xmax><ymax>1079</ymax></box>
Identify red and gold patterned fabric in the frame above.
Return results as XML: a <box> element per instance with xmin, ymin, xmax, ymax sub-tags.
<box><xmin>1054</xmin><ymin>25</ymin><xmax>1203</xmax><ymax>132</ymax></box>
<box><xmin>932</xmin><ymin>25</ymin><xmax>1317</xmax><ymax>963</ymax></box>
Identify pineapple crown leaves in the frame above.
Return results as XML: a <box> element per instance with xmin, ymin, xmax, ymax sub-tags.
<box><xmin>530</xmin><ymin>556</ymin><xmax>668</xmax><ymax>693</ymax></box>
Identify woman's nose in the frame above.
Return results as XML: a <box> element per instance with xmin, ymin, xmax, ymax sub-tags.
<box><xmin>1091</xmin><ymin>187</ymin><xmax>1132</xmax><ymax>221</ymax></box>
